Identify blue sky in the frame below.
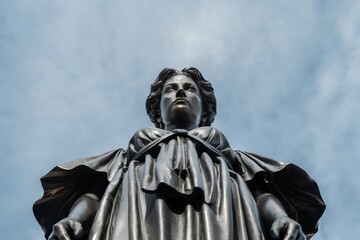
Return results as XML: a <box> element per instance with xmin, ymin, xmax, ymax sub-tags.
<box><xmin>1</xmin><ymin>0</ymin><xmax>359</xmax><ymax>239</ymax></box>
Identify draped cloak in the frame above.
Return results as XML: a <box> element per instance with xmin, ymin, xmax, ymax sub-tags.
<box><xmin>33</xmin><ymin>127</ymin><xmax>325</xmax><ymax>240</ymax></box>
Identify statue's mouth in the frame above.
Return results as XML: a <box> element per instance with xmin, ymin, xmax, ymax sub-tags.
<box><xmin>174</xmin><ymin>98</ymin><xmax>189</xmax><ymax>104</ymax></box>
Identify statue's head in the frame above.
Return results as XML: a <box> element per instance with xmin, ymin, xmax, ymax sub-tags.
<box><xmin>146</xmin><ymin>67</ymin><xmax>217</xmax><ymax>129</ymax></box>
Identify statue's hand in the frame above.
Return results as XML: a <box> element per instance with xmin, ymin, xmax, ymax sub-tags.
<box><xmin>48</xmin><ymin>217</ymin><xmax>83</xmax><ymax>240</ymax></box>
<box><xmin>270</xmin><ymin>216</ymin><xmax>306</xmax><ymax>240</ymax></box>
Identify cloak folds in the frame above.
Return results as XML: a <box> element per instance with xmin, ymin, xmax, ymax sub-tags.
<box><xmin>33</xmin><ymin>127</ymin><xmax>325</xmax><ymax>240</ymax></box>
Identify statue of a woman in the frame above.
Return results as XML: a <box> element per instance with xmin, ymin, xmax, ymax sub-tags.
<box><xmin>33</xmin><ymin>68</ymin><xmax>325</xmax><ymax>240</ymax></box>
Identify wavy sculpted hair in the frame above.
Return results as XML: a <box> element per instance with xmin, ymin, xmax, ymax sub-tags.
<box><xmin>146</xmin><ymin>67</ymin><xmax>217</xmax><ymax>129</ymax></box>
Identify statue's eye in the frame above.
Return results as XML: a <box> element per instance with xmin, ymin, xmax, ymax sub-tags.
<box><xmin>186</xmin><ymin>85</ymin><xmax>197</xmax><ymax>92</ymax></box>
<box><xmin>164</xmin><ymin>85</ymin><xmax>174</xmax><ymax>93</ymax></box>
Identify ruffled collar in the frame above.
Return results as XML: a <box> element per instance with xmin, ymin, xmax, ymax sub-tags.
<box><xmin>126</xmin><ymin>126</ymin><xmax>235</xmax><ymax>169</ymax></box>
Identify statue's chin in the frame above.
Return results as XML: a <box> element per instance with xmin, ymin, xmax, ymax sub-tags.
<box><xmin>166</xmin><ymin>107</ymin><xmax>198</xmax><ymax>125</ymax></box>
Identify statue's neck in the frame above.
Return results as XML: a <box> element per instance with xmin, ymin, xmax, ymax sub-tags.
<box><xmin>164</xmin><ymin>122</ymin><xmax>198</xmax><ymax>131</ymax></box>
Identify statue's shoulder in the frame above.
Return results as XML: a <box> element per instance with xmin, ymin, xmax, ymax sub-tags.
<box><xmin>191</xmin><ymin>126</ymin><xmax>225</xmax><ymax>137</ymax></box>
<box><xmin>130</xmin><ymin>127</ymin><xmax>169</xmax><ymax>144</ymax></box>
<box><xmin>190</xmin><ymin>126</ymin><xmax>229</xmax><ymax>144</ymax></box>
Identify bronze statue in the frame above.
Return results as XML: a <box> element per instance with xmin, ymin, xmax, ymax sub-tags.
<box><xmin>33</xmin><ymin>68</ymin><xmax>325</xmax><ymax>240</ymax></box>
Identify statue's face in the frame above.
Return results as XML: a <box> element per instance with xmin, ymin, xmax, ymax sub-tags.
<box><xmin>160</xmin><ymin>75</ymin><xmax>202</xmax><ymax>127</ymax></box>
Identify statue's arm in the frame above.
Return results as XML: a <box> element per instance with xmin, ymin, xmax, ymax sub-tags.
<box><xmin>247</xmin><ymin>178</ymin><xmax>305</xmax><ymax>239</ymax></box>
<box><xmin>256</xmin><ymin>193</ymin><xmax>306</xmax><ymax>240</ymax></box>
<box><xmin>47</xmin><ymin>193</ymin><xmax>99</xmax><ymax>240</ymax></box>
<box><xmin>249</xmin><ymin>180</ymin><xmax>306</xmax><ymax>240</ymax></box>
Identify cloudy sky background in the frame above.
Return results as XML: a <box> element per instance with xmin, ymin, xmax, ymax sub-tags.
<box><xmin>1</xmin><ymin>0</ymin><xmax>359</xmax><ymax>239</ymax></box>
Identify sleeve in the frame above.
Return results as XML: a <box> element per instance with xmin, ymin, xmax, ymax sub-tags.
<box><xmin>234</xmin><ymin>150</ymin><xmax>326</xmax><ymax>238</ymax></box>
<box><xmin>33</xmin><ymin>148</ymin><xmax>127</xmax><ymax>239</ymax></box>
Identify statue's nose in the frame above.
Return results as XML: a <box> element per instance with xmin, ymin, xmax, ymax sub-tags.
<box><xmin>176</xmin><ymin>89</ymin><xmax>186</xmax><ymax>98</ymax></box>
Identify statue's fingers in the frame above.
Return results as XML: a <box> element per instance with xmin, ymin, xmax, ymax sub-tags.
<box><xmin>296</xmin><ymin>231</ymin><xmax>306</xmax><ymax>240</ymax></box>
<box><xmin>270</xmin><ymin>218</ymin><xmax>285</xmax><ymax>239</ymax></box>
<box><xmin>283</xmin><ymin>232</ymin><xmax>297</xmax><ymax>240</ymax></box>
<box><xmin>47</xmin><ymin>231</ymin><xmax>58</xmax><ymax>240</ymax></box>
<box><xmin>52</xmin><ymin>224</ymin><xmax>71</xmax><ymax>240</ymax></box>
<box><xmin>57</xmin><ymin>233</ymin><xmax>71</xmax><ymax>240</ymax></box>
<box><xmin>270</xmin><ymin>226</ymin><xmax>281</xmax><ymax>239</ymax></box>
<box><xmin>68</xmin><ymin>220</ymin><xmax>84</xmax><ymax>239</ymax></box>
<box><xmin>283</xmin><ymin>224</ymin><xmax>300</xmax><ymax>240</ymax></box>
